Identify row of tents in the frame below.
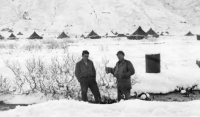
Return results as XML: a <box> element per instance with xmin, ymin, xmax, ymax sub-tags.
<box><xmin>0</xmin><ymin>26</ymin><xmax>197</xmax><ymax>40</ymax></box>
<box><xmin>0</xmin><ymin>26</ymin><xmax>159</xmax><ymax>40</ymax></box>
<box><xmin>0</xmin><ymin>31</ymin><xmax>43</xmax><ymax>40</ymax></box>
<box><xmin>85</xmin><ymin>26</ymin><xmax>159</xmax><ymax>40</ymax></box>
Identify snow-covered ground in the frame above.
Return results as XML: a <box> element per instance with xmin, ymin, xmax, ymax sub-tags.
<box><xmin>0</xmin><ymin>35</ymin><xmax>200</xmax><ymax>116</ymax></box>
<box><xmin>0</xmin><ymin>36</ymin><xmax>200</xmax><ymax>98</ymax></box>
<box><xmin>1</xmin><ymin>99</ymin><xmax>200</xmax><ymax>117</ymax></box>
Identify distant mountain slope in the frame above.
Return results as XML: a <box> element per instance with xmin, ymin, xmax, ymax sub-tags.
<box><xmin>159</xmin><ymin>0</ymin><xmax>200</xmax><ymax>26</ymax></box>
<box><xmin>0</xmin><ymin>0</ymin><xmax>199</xmax><ymax>35</ymax></box>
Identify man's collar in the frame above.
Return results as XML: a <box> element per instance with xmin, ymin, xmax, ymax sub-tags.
<box><xmin>81</xmin><ymin>59</ymin><xmax>89</xmax><ymax>62</ymax></box>
<box><xmin>117</xmin><ymin>59</ymin><xmax>125</xmax><ymax>64</ymax></box>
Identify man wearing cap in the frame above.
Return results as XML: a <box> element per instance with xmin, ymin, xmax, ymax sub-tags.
<box><xmin>106</xmin><ymin>51</ymin><xmax>135</xmax><ymax>101</ymax></box>
<box><xmin>75</xmin><ymin>50</ymin><xmax>101</xmax><ymax>103</ymax></box>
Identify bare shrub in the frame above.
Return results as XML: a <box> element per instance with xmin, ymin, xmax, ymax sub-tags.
<box><xmin>4</xmin><ymin>61</ymin><xmax>26</xmax><ymax>93</ymax></box>
<box><xmin>96</xmin><ymin>57</ymin><xmax>117</xmax><ymax>101</ymax></box>
<box><xmin>5</xmin><ymin>54</ymin><xmax>81</xmax><ymax>99</ymax></box>
<box><xmin>0</xmin><ymin>75</ymin><xmax>11</xmax><ymax>94</ymax></box>
<box><xmin>44</xmin><ymin>39</ymin><xmax>69</xmax><ymax>52</ymax></box>
<box><xmin>4</xmin><ymin>54</ymin><xmax>139</xmax><ymax>102</ymax></box>
<box><xmin>22</xmin><ymin>42</ymin><xmax>43</xmax><ymax>51</ymax></box>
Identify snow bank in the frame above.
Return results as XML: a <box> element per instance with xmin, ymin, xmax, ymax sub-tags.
<box><xmin>1</xmin><ymin>99</ymin><xmax>200</xmax><ymax>117</ymax></box>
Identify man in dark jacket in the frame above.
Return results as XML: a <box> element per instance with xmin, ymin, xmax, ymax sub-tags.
<box><xmin>106</xmin><ymin>51</ymin><xmax>135</xmax><ymax>101</ymax></box>
<box><xmin>75</xmin><ymin>50</ymin><xmax>101</xmax><ymax>103</ymax></box>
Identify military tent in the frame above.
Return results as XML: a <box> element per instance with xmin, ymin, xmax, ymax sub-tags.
<box><xmin>87</xmin><ymin>30</ymin><xmax>101</xmax><ymax>39</ymax></box>
<box><xmin>146</xmin><ymin>28</ymin><xmax>159</xmax><ymax>38</ymax></box>
<box><xmin>8</xmin><ymin>33</ymin><xmax>17</xmax><ymax>40</ymax></box>
<box><xmin>28</xmin><ymin>31</ymin><xmax>43</xmax><ymax>39</ymax></box>
<box><xmin>185</xmin><ymin>31</ymin><xmax>194</xmax><ymax>36</ymax></box>
<box><xmin>57</xmin><ymin>31</ymin><xmax>70</xmax><ymax>39</ymax></box>
<box><xmin>80</xmin><ymin>34</ymin><xmax>84</xmax><ymax>38</ymax></box>
<box><xmin>0</xmin><ymin>34</ymin><xmax>4</xmax><ymax>40</ymax></box>
<box><xmin>127</xmin><ymin>26</ymin><xmax>147</xmax><ymax>40</ymax></box>
<box><xmin>17</xmin><ymin>32</ymin><xmax>23</xmax><ymax>35</ymax></box>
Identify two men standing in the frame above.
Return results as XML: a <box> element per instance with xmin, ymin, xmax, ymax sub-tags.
<box><xmin>75</xmin><ymin>50</ymin><xmax>135</xmax><ymax>102</ymax></box>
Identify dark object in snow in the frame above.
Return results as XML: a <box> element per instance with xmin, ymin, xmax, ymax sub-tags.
<box><xmin>196</xmin><ymin>60</ymin><xmax>200</xmax><ymax>67</ymax></box>
<box><xmin>197</xmin><ymin>35</ymin><xmax>200</xmax><ymax>40</ymax></box>
<box><xmin>1</xmin><ymin>28</ymin><xmax>13</xmax><ymax>32</ymax></box>
<box><xmin>146</xmin><ymin>28</ymin><xmax>159</xmax><ymax>38</ymax></box>
<box><xmin>8</xmin><ymin>33</ymin><xmax>18</xmax><ymax>40</ymax></box>
<box><xmin>0</xmin><ymin>34</ymin><xmax>4</xmax><ymax>39</ymax></box>
<box><xmin>89</xmin><ymin>96</ymin><xmax>117</xmax><ymax>104</ymax></box>
<box><xmin>28</xmin><ymin>31</ymin><xmax>43</xmax><ymax>39</ymax></box>
<box><xmin>160</xmin><ymin>32</ymin><xmax>164</xmax><ymax>36</ymax></box>
<box><xmin>0</xmin><ymin>101</ymin><xmax>29</xmax><ymax>111</ymax></box>
<box><xmin>117</xmin><ymin>34</ymin><xmax>126</xmax><ymax>37</ymax></box>
<box><xmin>145</xmin><ymin>54</ymin><xmax>160</xmax><ymax>73</ymax></box>
<box><xmin>132</xmin><ymin>26</ymin><xmax>147</xmax><ymax>36</ymax></box>
<box><xmin>185</xmin><ymin>31</ymin><xmax>194</xmax><ymax>36</ymax></box>
<box><xmin>57</xmin><ymin>31</ymin><xmax>70</xmax><ymax>39</ymax></box>
<box><xmin>127</xmin><ymin>26</ymin><xmax>147</xmax><ymax>40</ymax></box>
<box><xmin>86</xmin><ymin>30</ymin><xmax>101</xmax><ymax>39</ymax></box>
<box><xmin>80</xmin><ymin>34</ymin><xmax>84</xmax><ymax>38</ymax></box>
<box><xmin>17</xmin><ymin>32</ymin><xmax>23</xmax><ymax>35</ymax></box>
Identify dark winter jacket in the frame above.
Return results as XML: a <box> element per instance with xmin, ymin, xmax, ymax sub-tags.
<box><xmin>75</xmin><ymin>59</ymin><xmax>96</xmax><ymax>82</ymax></box>
<box><xmin>111</xmin><ymin>59</ymin><xmax>135</xmax><ymax>89</ymax></box>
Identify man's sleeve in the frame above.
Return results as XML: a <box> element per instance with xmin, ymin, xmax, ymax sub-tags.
<box><xmin>75</xmin><ymin>63</ymin><xmax>81</xmax><ymax>82</ymax></box>
<box><xmin>123</xmin><ymin>61</ymin><xmax>135</xmax><ymax>78</ymax></box>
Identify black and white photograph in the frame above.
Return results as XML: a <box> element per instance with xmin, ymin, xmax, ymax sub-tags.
<box><xmin>0</xmin><ymin>0</ymin><xmax>200</xmax><ymax>116</ymax></box>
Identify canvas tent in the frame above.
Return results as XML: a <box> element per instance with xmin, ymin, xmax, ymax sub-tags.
<box><xmin>0</xmin><ymin>34</ymin><xmax>4</xmax><ymax>40</ymax></box>
<box><xmin>87</xmin><ymin>30</ymin><xmax>101</xmax><ymax>39</ymax></box>
<box><xmin>146</xmin><ymin>28</ymin><xmax>159</xmax><ymax>38</ymax></box>
<box><xmin>80</xmin><ymin>34</ymin><xmax>84</xmax><ymax>38</ymax></box>
<box><xmin>28</xmin><ymin>31</ymin><xmax>43</xmax><ymax>39</ymax></box>
<box><xmin>57</xmin><ymin>31</ymin><xmax>70</xmax><ymax>39</ymax></box>
<box><xmin>8</xmin><ymin>33</ymin><xmax>17</xmax><ymax>40</ymax></box>
<box><xmin>17</xmin><ymin>32</ymin><xmax>23</xmax><ymax>35</ymax></box>
<box><xmin>185</xmin><ymin>31</ymin><xmax>194</xmax><ymax>36</ymax></box>
<box><xmin>127</xmin><ymin>26</ymin><xmax>147</xmax><ymax>40</ymax></box>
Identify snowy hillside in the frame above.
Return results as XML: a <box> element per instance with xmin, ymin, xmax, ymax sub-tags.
<box><xmin>0</xmin><ymin>0</ymin><xmax>199</xmax><ymax>35</ymax></box>
<box><xmin>159</xmin><ymin>0</ymin><xmax>200</xmax><ymax>27</ymax></box>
